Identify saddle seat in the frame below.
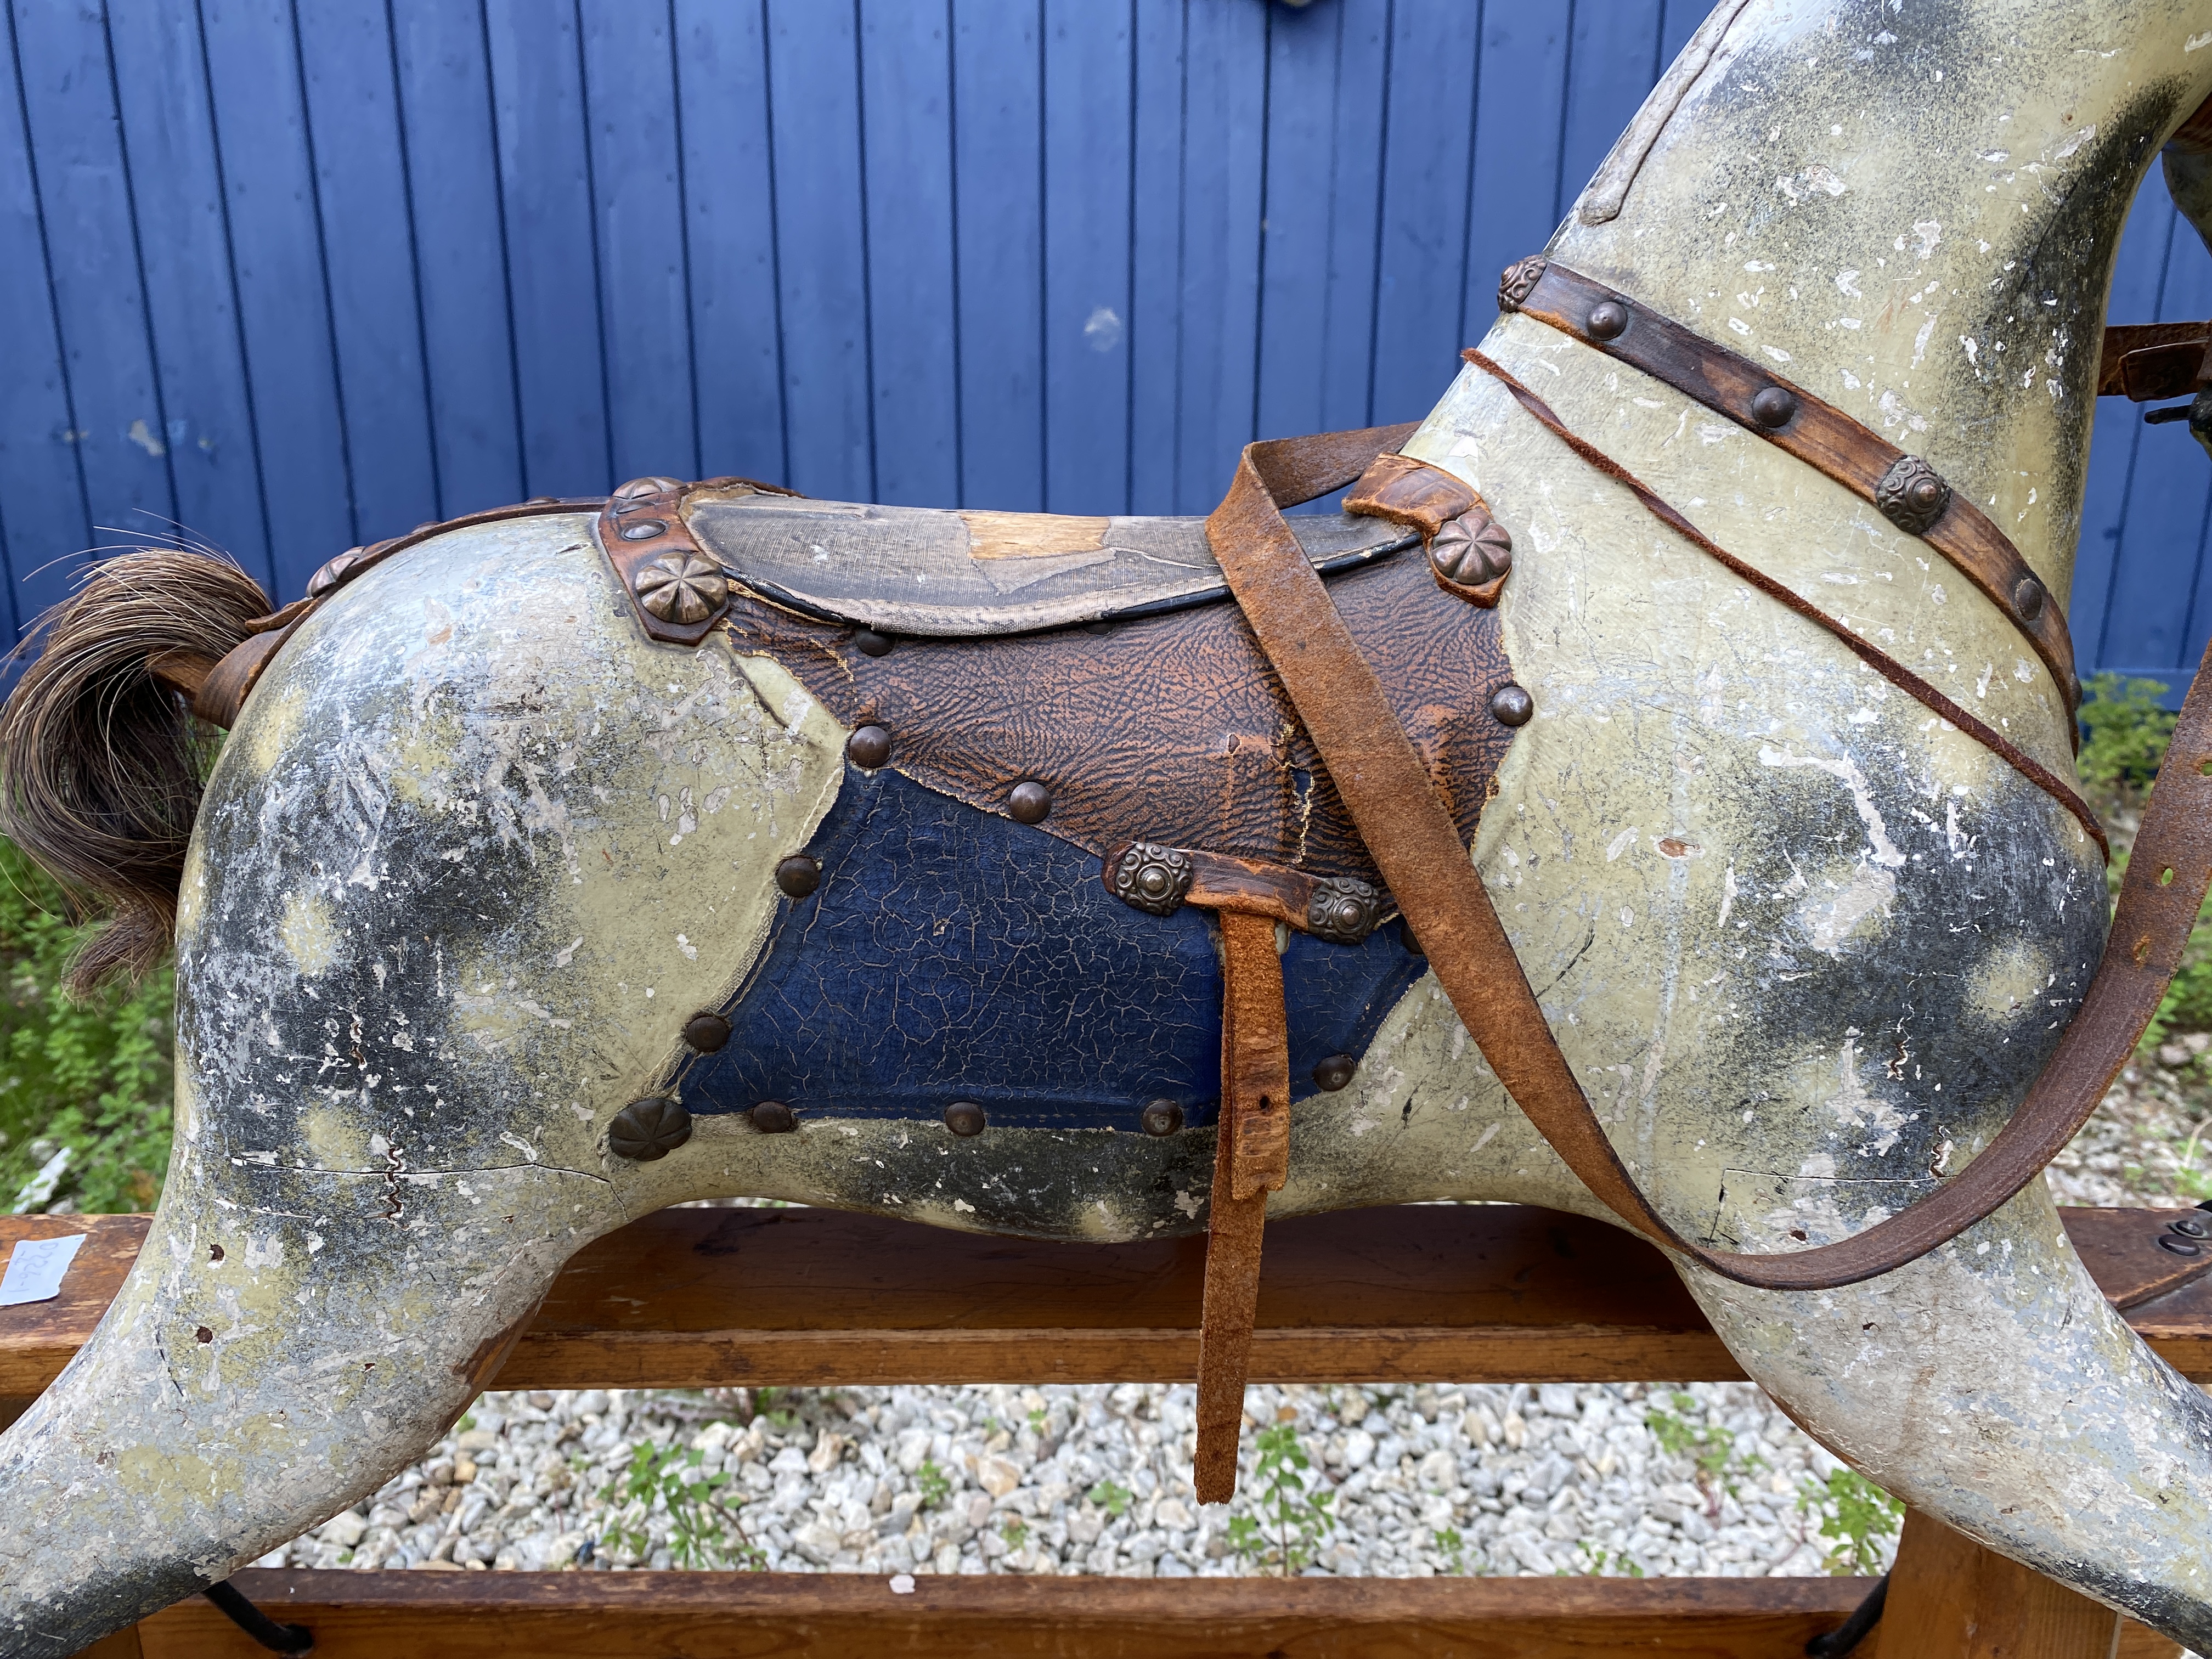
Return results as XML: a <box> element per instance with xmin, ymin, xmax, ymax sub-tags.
<box><xmin>681</xmin><ymin>481</ymin><xmax>1417</xmax><ymax>637</ymax></box>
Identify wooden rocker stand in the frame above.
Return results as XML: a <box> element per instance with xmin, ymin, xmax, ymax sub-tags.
<box><xmin>5</xmin><ymin>1204</ymin><xmax>2206</xmax><ymax>1658</ymax></box>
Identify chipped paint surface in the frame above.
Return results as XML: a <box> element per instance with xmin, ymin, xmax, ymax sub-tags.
<box><xmin>0</xmin><ymin>517</ymin><xmax>846</xmax><ymax>1649</ymax></box>
<box><xmin>11</xmin><ymin>3</ymin><xmax>2212</xmax><ymax>1653</ymax></box>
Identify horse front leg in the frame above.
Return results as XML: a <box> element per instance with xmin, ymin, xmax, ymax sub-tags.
<box><xmin>1684</xmin><ymin>1179</ymin><xmax>2212</xmax><ymax>1649</ymax></box>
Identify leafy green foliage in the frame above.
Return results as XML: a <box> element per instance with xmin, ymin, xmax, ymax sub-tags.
<box><xmin>1225</xmin><ymin>1423</ymin><xmax>1334</xmax><ymax>1576</ymax></box>
<box><xmin>1795</xmin><ymin>1468</ymin><xmax>1903</xmax><ymax>1576</ymax></box>
<box><xmin>747</xmin><ymin>1387</ymin><xmax>802</xmax><ymax>1433</ymax></box>
<box><xmin>0</xmin><ymin>839</ymin><xmax>174</xmax><ymax>1214</ymax></box>
<box><xmin>1432</xmin><ymin>1525</ymin><xmax>1469</xmax><ymax>1574</ymax></box>
<box><xmin>2076</xmin><ymin>673</ymin><xmax>2176</xmax><ymax>802</ymax></box>
<box><xmin>1577</xmin><ymin>1539</ymin><xmax>1645</xmax><ymax>1577</ymax></box>
<box><xmin>1086</xmin><ymin>1479</ymin><xmax>1131</xmax><ymax>1519</ymax></box>
<box><xmin>1644</xmin><ymin>1392</ymin><xmax>1765</xmax><ymax>1510</ymax></box>
<box><xmin>999</xmin><ymin>1516</ymin><xmax>1029</xmax><ymax>1550</ymax></box>
<box><xmin>915</xmin><ymin>1459</ymin><xmax>952</xmax><ymax>1510</ymax></box>
<box><xmin>597</xmin><ymin>1438</ymin><xmax>760</xmax><ymax>1569</ymax></box>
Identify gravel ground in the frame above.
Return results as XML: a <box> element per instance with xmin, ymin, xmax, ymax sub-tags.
<box><xmin>251</xmin><ymin>1063</ymin><xmax>2211</xmax><ymax>1586</ymax></box>
<box><xmin>263</xmin><ymin>1377</ymin><xmax>1855</xmax><ymax>1581</ymax></box>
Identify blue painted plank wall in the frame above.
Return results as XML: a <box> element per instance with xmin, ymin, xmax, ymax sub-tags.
<box><xmin>3</xmin><ymin>0</ymin><xmax>2209</xmax><ymax>699</ymax></box>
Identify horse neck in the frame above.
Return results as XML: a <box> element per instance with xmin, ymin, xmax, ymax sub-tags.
<box><xmin>1548</xmin><ymin>0</ymin><xmax>2212</xmax><ymax>600</ymax></box>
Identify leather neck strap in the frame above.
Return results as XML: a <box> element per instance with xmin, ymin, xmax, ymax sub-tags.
<box><xmin>1502</xmin><ymin>256</ymin><xmax>2080</xmax><ymax>710</ymax></box>
<box><xmin>1206</xmin><ymin>422</ymin><xmax>2212</xmax><ymax>1293</ymax></box>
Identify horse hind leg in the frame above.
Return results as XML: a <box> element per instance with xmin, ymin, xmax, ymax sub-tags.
<box><xmin>1683</xmin><ymin>1179</ymin><xmax>2212</xmax><ymax>1649</ymax></box>
<box><xmin>0</xmin><ymin>1145</ymin><xmax>625</xmax><ymax>1656</ymax></box>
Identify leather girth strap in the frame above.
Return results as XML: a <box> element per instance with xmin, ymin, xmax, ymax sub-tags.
<box><xmin>1204</xmin><ymin>423</ymin><xmax>2212</xmax><ymax>1295</ymax></box>
<box><xmin>1190</xmin><ymin>911</ymin><xmax>1292</xmax><ymax>1504</ymax></box>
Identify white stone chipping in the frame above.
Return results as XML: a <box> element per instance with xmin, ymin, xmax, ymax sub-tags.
<box><xmin>267</xmin><ymin>1378</ymin><xmax>1860</xmax><ymax>1581</ymax></box>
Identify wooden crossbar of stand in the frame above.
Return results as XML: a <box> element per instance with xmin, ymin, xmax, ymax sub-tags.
<box><xmin>10</xmin><ymin>1204</ymin><xmax>2205</xmax><ymax>1658</ymax></box>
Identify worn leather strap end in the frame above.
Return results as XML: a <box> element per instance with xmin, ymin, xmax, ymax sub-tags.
<box><xmin>1344</xmin><ymin>452</ymin><xmax>1481</xmax><ymax>539</ymax></box>
<box><xmin>1344</xmin><ymin>450</ymin><xmax>1512</xmax><ymax>607</ymax></box>
<box><xmin>2115</xmin><ymin>335</ymin><xmax>2212</xmax><ymax>403</ymax></box>
<box><xmin>146</xmin><ymin>650</ymin><xmax>218</xmax><ymax>704</ymax></box>
<box><xmin>193</xmin><ymin>625</ymin><xmax>297</xmax><ymax>729</ymax></box>
<box><xmin>1221</xmin><ymin>912</ymin><xmax>1291</xmax><ymax>1202</ymax></box>
<box><xmin>2099</xmin><ymin>323</ymin><xmax>2212</xmax><ymax>396</ymax></box>
<box><xmin>1192</xmin><ymin>910</ymin><xmax>1292</xmax><ymax>1505</ymax></box>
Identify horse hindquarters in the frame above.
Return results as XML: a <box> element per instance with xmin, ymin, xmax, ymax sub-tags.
<box><xmin>0</xmin><ymin>516</ymin><xmax>850</xmax><ymax>1651</ymax></box>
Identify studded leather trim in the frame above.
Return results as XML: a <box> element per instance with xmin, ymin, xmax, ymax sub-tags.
<box><xmin>597</xmin><ymin>478</ymin><xmax>724</xmax><ymax>646</ymax></box>
<box><xmin>1101</xmin><ymin>840</ymin><xmax>1396</xmax><ymax>944</ymax></box>
<box><xmin>1505</xmin><ymin>257</ymin><xmax>2080</xmax><ymax>709</ymax></box>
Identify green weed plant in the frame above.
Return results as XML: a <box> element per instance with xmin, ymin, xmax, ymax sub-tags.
<box><xmin>1644</xmin><ymin>1392</ymin><xmax>1765</xmax><ymax>1511</ymax></box>
<box><xmin>915</xmin><ymin>1459</ymin><xmax>952</xmax><ymax>1510</ymax></box>
<box><xmin>1225</xmin><ymin>1423</ymin><xmax>1334</xmax><ymax>1576</ymax></box>
<box><xmin>1086</xmin><ymin>1479</ymin><xmax>1132</xmax><ymax>1519</ymax></box>
<box><xmin>598</xmin><ymin>1438</ymin><xmax>760</xmax><ymax>1569</ymax></box>
<box><xmin>1795</xmin><ymin>1468</ymin><xmax>1903</xmax><ymax>1576</ymax></box>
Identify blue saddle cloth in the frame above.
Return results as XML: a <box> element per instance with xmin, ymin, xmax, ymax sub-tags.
<box><xmin>682</xmin><ymin>766</ymin><xmax>1426</xmax><ymax>1131</ymax></box>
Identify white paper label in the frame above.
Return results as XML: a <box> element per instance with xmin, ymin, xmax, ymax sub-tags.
<box><xmin>0</xmin><ymin>1233</ymin><xmax>87</xmax><ymax>1306</ymax></box>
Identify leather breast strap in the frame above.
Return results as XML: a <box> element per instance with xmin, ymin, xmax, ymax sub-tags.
<box><xmin>1462</xmin><ymin>351</ymin><xmax>2106</xmax><ymax>857</ymax></box>
<box><xmin>1206</xmin><ymin>422</ymin><xmax>2212</xmax><ymax>1294</ymax></box>
<box><xmin>1501</xmin><ymin>256</ymin><xmax>2080</xmax><ymax>710</ymax></box>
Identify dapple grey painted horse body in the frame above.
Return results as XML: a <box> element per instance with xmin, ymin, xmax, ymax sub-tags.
<box><xmin>8</xmin><ymin>1</ymin><xmax>2212</xmax><ymax>1650</ymax></box>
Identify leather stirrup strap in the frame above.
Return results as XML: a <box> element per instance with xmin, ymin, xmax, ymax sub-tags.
<box><xmin>1192</xmin><ymin>910</ymin><xmax>1292</xmax><ymax>1503</ymax></box>
<box><xmin>1206</xmin><ymin>422</ymin><xmax>2212</xmax><ymax>1292</ymax></box>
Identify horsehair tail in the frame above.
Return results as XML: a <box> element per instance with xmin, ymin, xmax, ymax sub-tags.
<box><xmin>0</xmin><ymin>545</ymin><xmax>271</xmax><ymax>997</ymax></box>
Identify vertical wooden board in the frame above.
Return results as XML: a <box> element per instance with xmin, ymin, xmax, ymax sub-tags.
<box><xmin>0</xmin><ymin>5</ymin><xmax>87</xmax><ymax>636</ymax></box>
<box><xmin>765</xmin><ymin>0</ymin><xmax>872</xmax><ymax>502</ymax></box>
<box><xmin>580</xmin><ymin>0</ymin><xmax>697</xmax><ymax>487</ymax></box>
<box><xmin>1126</xmin><ymin>0</ymin><xmax>1182</xmax><ymax>515</ymax></box>
<box><xmin>1312</xmin><ymin>0</ymin><xmax>1392</xmax><ymax>438</ymax></box>
<box><xmin>2097</xmin><ymin>209</ymin><xmax>2212</xmax><ymax>687</ymax></box>
<box><xmin>1462</xmin><ymin>1</ymin><xmax>1572</xmax><ymax>347</ymax></box>
<box><xmin>952</xmin><ymin>0</ymin><xmax>1043</xmax><ymax>511</ymax></box>
<box><xmin>1883</xmin><ymin>1509</ymin><xmax>2125</xmax><ymax>1658</ymax></box>
<box><xmin>199</xmin><ymin>0</ymin><xmax>355</xmax><ymax>598</ymax></box>
<box><xmin>484</xmin><ymin>0</ymin><xmax>610</xmax><ymax>501</ymax></box>
<box><xmin>1253</xmin><ymin>0</ymin><xmax>1344</xmax><ymax>444</ymax></box>
<box><xmin>1042</xmin><ymin>2</ymin><xmax>1132</xmax><ymax>515</ymax></box>
<box><xmin>1170</xmin><ymin>0</ymin><xmax>1266</xmax><ymax>514</ymax></box>
<box><xmin>295</xmin><ymin>1</ymin><xmax>439</xmax><ymax>547</ymax></box>
<box><xmin>2074</xmin><ymin>192</ymin><xmax>2173</xmax><ymax>675</ymax></box>
<box><xmin>105</xmin><ymin>0</ymin><xmax>272</xmax><ymax>591</ymax></box>
<box><xmin>674</xmin><ymin>0</ymin><xmax>785</xmax><ymax>489</ymax></box>
<box><xmin>859</xmin><ymin>0</ymin><xmax>960</xmax><ymax>509</ymax></box>
<box><xmin>10</xmin><ymin>2</ymin><xmax>176</xmax><ymax>562</ymax></box>
<box><xmin>1556</xmin><ymin>0</ymin><xmax>1664</xmax><ymax>223</ymax></box>
<box><xmin>1368</xmin><ymin>0</ymin><xmax>1482</xmax><ymax>430</ymax></box>
<box><xmin>390</xmin><ymin>0</ymin><xmax>524</xmax><ymax>519</ymax></box>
